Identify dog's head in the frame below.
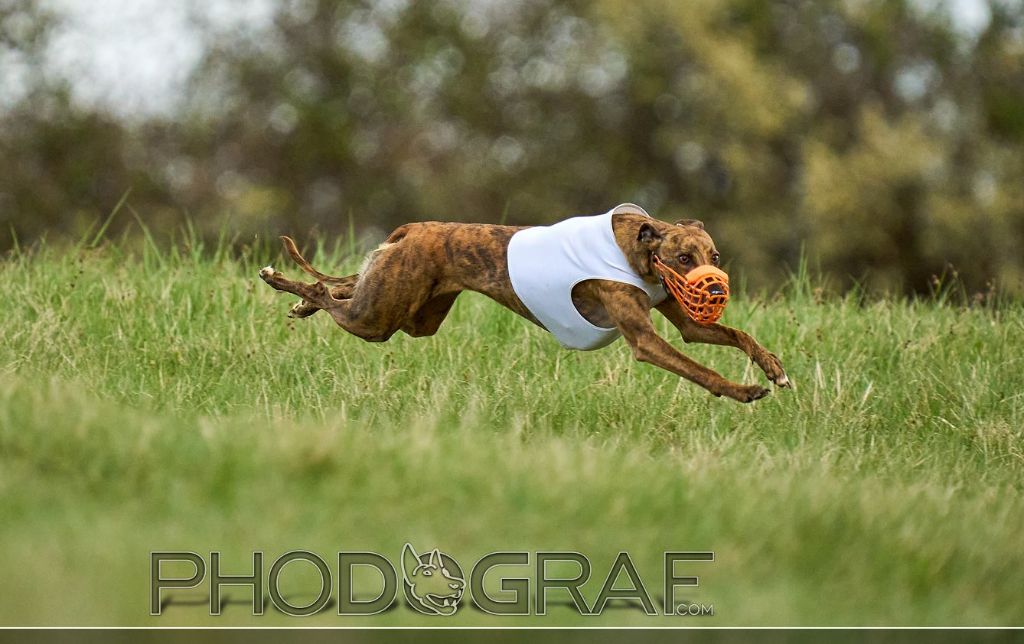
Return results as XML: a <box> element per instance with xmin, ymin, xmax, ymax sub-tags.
<box><xmin>401</xmin><ymin>543</ymin><xmax>465</xmax><ymax>616</ymax></box>
<box><xmin>631</xmin><ymin>216</ymin><xmax>730</xmax><ymax>323</ymax></box>
<box><xmin>635</xmin><ymin>217</ymin><xmax>722</xmax><ymax>279</ymax></box>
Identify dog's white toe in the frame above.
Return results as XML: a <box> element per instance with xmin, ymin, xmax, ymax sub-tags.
<box><xmin>259</xmin><ymin>265</ymin><xmax>275</xmax><ymax>278</ymax></box>
<box><xmin>776</xmin><ymin>373</ymin><xmax>791</xmax><ymax>388</ymax></box>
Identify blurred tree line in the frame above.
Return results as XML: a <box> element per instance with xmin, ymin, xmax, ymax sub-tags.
<box><xmin>1</xmin><ymin>0</ymin><xmax>1023</xmax><ymax>294</ymax></box>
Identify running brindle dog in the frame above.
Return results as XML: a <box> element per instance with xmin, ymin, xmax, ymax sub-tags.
<box><xmin>259</xmin><ymin>210</ymin><xmax>790</xmax><ymax>403</ymax></box>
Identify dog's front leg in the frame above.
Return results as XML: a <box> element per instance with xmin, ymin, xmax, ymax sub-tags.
<box><xmin>655</xmin><ymin>301</ymin><xmax>790</xmax><ymax>388</ymax></box>
<box><xmin>598</xmin><ymin>285</ymin><xmax>770</xmax><ymax>403</ymax></box>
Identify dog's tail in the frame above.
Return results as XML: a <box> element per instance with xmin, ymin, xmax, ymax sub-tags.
<box><xmin>280</xmin><ymin>236</ymin><xmax>352</xmax><ymax>285</ymax></box>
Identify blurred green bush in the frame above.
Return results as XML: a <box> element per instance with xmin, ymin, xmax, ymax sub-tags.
<box><xmin>1</xmin><ymin>0</ymin><xmax>1022</xmax><ymax>294</ymax></box>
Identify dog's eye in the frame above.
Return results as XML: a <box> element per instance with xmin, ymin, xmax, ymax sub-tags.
<box><xmin>422</xmin><ymin>570</ymin><xmax>432</xmax><ymax>576</ymax></box>
<box><xmin>678</xmin><ymin>254</ymin><xmax>692</xmax><ymax>266</ymax></box>
<box><xmin>711</xmin><ymin>252</ymin><xmax>720</xmax><ymax>266</ymax></box>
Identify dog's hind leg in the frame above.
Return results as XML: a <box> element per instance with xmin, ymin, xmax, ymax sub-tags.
<box><xmin>288</xmin><ymin>275</ymin><xmax>359</xmax><ymax>318</ymax></box>
<box><xmin>272</xmin><ymin>237</ymin><xmax>362</xmax><ymax>318</ymax></box>
<box><xmin>280</xmin><ymin>236</ymin><xmax>352</xmax><ymax>285</ymax></box>
<box><xmin>259</xmin><ymin>266</ymin><xmax>335</xmax><ymax>302</ymax></box>
<box><xmin>259</xmin><ymin>267</ymin><xmax>390</xmax><ymax>339</ymax></box>
<box><xmin>263</xmin><ymin>227</ymin><xmax>446</xmax><ymax>342</ymax></box>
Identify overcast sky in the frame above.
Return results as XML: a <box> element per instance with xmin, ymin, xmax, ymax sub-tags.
<box><xmin>35</xmin><ymin>0</ymin><xmax>998</xmax><ymax>118</ymax></box>
<box><xmin>42</xmin><ymin>0</ymin><xmax>275</xmax><ymax>116</ymax></box>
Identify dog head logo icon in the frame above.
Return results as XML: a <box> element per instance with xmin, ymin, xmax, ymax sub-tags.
<box><xmin>401</xmin><ymin>543</ymin><xmax>465</xmax><ymax>616</ymax></box>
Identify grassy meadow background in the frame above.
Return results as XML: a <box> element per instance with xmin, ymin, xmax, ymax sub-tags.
<box><xmin>0</xmin><ymin>234</ymin><xmax>1022</xmax><ymax>626</ymax></box>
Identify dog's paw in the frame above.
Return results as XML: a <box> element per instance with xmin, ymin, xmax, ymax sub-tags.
<box><xmin>288</xmin><ymin>301</ymin><xmax>318</xmax><ymax>319</ymax></box>
<box><xmin>718</xmin><ymin>384</ymin><xmax>770</xmax><ymax>403</ymax></box>
<box><xmin>739</xmin><ymin>385</ymin><xmax>771</xmax><ymax>403</ymax></box>
<box><xmin>259</xmin><ymin>265</ymin><xmax>275</xmax><ymax>280</ymax></box>
<box><xmin>757</xmin><ymin>351</ymin><xmax>791</xmax><ymax>389</ymax></box>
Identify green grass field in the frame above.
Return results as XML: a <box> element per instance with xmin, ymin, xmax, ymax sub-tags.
<box><xmin>0</xmin><ymin>237</ymin><xmax>1022</xmax><ymax>626</ymax></box>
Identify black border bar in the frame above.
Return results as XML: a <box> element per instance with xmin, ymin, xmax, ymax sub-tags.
<box><xmin>1</xmin><ymin>630</ymin><xmax>1022</xmax><ymax>644</ymax></box>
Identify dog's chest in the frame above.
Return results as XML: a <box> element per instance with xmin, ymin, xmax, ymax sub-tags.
<box><xmin>507</xmin><ymin>211</ymin><xmax>665</xmax><ymax>350</ymax></box>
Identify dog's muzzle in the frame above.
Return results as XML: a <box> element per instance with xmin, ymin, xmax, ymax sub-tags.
<box><xmin>652</xmin><ymin>255</ymin><xmax>729</xmax><ymax>325</ymax></box>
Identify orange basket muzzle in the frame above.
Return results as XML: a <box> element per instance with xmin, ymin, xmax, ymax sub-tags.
<box><xmin>652</xmin><ymin>255</ymin><xmax>729</xmax><ymax>325</ymax></box>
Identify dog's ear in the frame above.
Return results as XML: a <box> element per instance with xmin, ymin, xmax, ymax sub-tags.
<box><xmin>402</xmin><ymin>543</ymin><xmax>421</xmax><ymax>578</ymax></box>
<box><xmin>428</xmin><ymin>549</ymin><xmax>443</xmax><ymax>569</ymax></box>
<box><xmin>637</xmin><ymin>222</ymin><xmax>663</xmax><ymax>247</ymax></box>
<box><xmin>675</xmin><ymin>218</ymin><xmax>705</xmax><ymax>230</ymax></box>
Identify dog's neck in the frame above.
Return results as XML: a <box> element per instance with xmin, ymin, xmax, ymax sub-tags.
<box><xmin>611</xmin><ymin>213</ymin><xmax>663</xmax><ymax>283</ymax></box>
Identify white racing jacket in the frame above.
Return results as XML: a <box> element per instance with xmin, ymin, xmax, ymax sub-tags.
<box><xmin>507</xmin><ymin>203</ymin><xmax>667</xmax><ymax>350</ymax></box>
